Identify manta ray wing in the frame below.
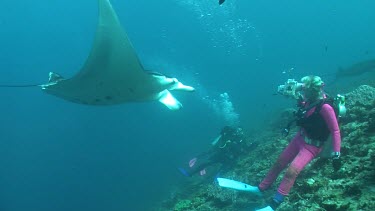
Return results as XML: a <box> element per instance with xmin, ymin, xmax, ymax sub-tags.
<box><xmin>42</xmin><ymin>0</ymin><xmax>175</xmax><ymax>106</ymax></box>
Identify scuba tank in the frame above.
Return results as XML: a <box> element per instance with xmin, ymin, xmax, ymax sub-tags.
<box><xmin>333</xmin><ymin>94</ymin><xmax>347</xmax><ymax>118</ymax></box>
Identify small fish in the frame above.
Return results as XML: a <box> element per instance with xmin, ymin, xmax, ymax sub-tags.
<box><xmin>282</xmin><ymin>67</ymin><xmax>294</xmax><ymax>75</ymax></box>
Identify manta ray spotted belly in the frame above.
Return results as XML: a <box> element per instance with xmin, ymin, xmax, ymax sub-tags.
<box><xmin>40</xmin><ymin>0</ymin><xmax>195</xmax><ymax>110</ymax></box>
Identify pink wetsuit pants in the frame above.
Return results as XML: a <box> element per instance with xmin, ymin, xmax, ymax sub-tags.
<box><xmin>258</xmin><ymin>132</ymin><xmax>322</xmax><ymax>195</ymax></box>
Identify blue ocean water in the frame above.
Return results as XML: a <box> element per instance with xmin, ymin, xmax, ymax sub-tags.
<box><xmin>0</xmin><ymin>0</ymin><xmax>374</xmax><ymax>210</ymax></box>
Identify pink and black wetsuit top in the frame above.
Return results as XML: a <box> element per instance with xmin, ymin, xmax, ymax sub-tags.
<box><xmin>297</xmin><ymin>100</ymin><xmax>341</xmax><ymax>152</ymax></box>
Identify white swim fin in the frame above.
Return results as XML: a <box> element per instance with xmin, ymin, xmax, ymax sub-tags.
<box><xmin>217</xmin><ymin>177</ymin><xmax>262</xmax><ymax>196</ymax></box>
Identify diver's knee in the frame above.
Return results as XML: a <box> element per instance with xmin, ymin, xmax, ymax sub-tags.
<box><xmin>274</xmin><ymin>157</ymin><xmax>287</xmax><ymax>169</ymax></box>
<box><xmin>285</xmin><ymin>166</ymin><xmax>300</xmax><ymax>179</ymax></box>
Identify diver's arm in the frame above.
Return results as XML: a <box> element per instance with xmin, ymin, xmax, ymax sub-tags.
<box><xmin>320</xmin><ymin>104</ymin><xmax>341</xmax><ymax>155</ymax></box>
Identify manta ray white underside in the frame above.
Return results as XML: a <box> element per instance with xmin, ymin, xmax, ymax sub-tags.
<box><xmin>41</xmin><ymin>0</ymin><xmax>194</xmax><ymax>110</ymax></box>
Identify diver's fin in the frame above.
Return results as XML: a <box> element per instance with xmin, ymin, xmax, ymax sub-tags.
<box><xmin>158</xmin><ymin>90</ymin><xmax>182</xmax><ymax>110</ymax></box>
<box><xmin>255</xmin><ymin>206</ymin><xmax>274</xmax><ymax>211</ymax></box>
<box><xmin>219</xmin><ymin>0</ymin><xmax>226</xmax><ymax>5</ymax></box>
<box><xmin>217</xmin><ymin>177</ymin><xmax>262</xmax><ymax>196</ymax></box>
<box><xmin>177</xmin><ymin>167</ymin><xmax>191</xmax><ymax>177</ymax></box>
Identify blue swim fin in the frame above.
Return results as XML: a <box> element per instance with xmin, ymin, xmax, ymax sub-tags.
<box><xmin>177</xmin><ymin>167</ymin><xmax>191</xmax><ymax>177</ymax></box>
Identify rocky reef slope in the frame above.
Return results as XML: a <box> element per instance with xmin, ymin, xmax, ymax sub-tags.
<box><xmin>159</xmin><ymin>85</ymin><xmax>375</xmax><ymax>211</ymax></box>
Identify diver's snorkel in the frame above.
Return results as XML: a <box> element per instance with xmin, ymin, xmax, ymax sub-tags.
<box><xmin>277</xmin><ymin>79</ymin><xmax>304</xmax><ymax>100</ymax></box>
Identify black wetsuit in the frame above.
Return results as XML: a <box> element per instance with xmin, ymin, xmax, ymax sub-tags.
<box><xmin>187</xmin><ymin>126</ymin><xmax>244</xmax><ymax>176</ymax></box>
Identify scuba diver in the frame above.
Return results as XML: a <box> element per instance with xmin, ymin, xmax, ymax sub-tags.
<box><xmin>178</xmin><ymin>126</ymin><xmax>247</xmax><ymax>177</ymax></box>
<box><xmin>243</xmin><ymin>76</ymin><xmax>343</xmax><ymax>211</ymax></box>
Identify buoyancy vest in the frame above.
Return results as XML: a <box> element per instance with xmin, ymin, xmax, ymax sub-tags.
<box><xmin>296</xmin><ymin>99</ymin><xmax>335</xmax><ymax>141</ymax></box>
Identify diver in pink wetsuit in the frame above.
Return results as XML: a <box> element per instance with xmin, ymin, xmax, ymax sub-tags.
<box><xmin>254</xmin><ymin>76</ymin><xmax>342</xmax><ymax>211</ymax></box>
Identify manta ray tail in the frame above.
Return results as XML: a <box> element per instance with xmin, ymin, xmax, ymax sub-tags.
<box><xmin>0</xmin><ymin>72</ymin><xmax>64</xmax><ymax>89</ymax></box>
<box><xmin>0</xmin><ymin>84</ymin><xmax>41</xmax><ymax>88</ymax></box>
<box><xmin>0</xmin><ymin>72</ymin><xmax>64</xmax><ymax>88</ymax></box>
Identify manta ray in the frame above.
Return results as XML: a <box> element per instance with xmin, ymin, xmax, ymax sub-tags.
<box><xmin>335</xmin><ymin>58</ymin><xmax>375</xmax><ymax>79</ymax></box>
<box><xmin>39</xmin><ymin>0</ymin><xmax>194</xmax><ymax>110</ymax></box>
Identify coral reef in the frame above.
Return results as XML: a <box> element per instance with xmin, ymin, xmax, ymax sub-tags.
<box><xmin>158</xmin><ymin>85</ymin><xmax>375</xmax><ymax>211</ymax></box>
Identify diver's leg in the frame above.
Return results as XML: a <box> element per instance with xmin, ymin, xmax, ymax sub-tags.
<box><xmin>187</xmin><ymin>160</ymin><xmax>216</xmax><ymax>176</ymax></box>
<box><xmin>257</xmin><ymin>143</ymin><xmax>321</xmax><ymax>211</ymax></box>
<box><xmin>178</xmin><ymin>151</ymin><xmax>214</xmax><ymax>177</ymax></box>
<box><xmin>262</xmin><ymin>144</ymin><xmax>321</xmax><ymax>210</ymax></box>
<box><xmin>258</xmin><ymin>133</ymin><xmax>303</xmax><ymax>191</ymax></box>
<box><xmin>277</xmin><ymin>143</ymin><xmax>322</xmax><ymax>195</ymax></box>
<box><xmin>187</xmin><ymin>152</ymin><xmax>220</xmax><ymax>176</ymax></box>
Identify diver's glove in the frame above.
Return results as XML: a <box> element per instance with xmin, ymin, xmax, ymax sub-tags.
<box><xmin>332</xmin><ymin>152</ymin><xmax>341</xmax><ymax>172</ymax></box>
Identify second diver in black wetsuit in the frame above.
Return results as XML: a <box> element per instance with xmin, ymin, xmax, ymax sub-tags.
<box><xmin>178</xmin><ymin>126</ymin><xmax>249</xmax><ymax>177</ymax></box>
